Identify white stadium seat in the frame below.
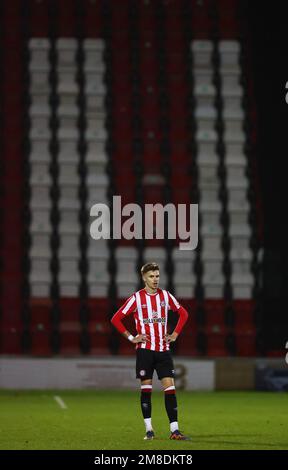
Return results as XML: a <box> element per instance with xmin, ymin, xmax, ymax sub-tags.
<box><xmin>115</xmin><ymin>247</ymin><xmax>138</xmax><ymax>273</ymax></box>
<box><xmin>29</xmin><ymin>38</ymin><xmax>50</xmax><ymax>50</ymax></box>
<box><xmin>203</xmin><ymin>272</ymin><xmax>225</xmax><ymax>299</ymax></box>
<box><xmin>83</xmin><ymin>39</ymin><xmax>105</xmax><ymax>50</ymax></box>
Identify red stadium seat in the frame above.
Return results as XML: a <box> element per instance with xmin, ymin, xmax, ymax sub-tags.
<box><xmin>233</xmin><ymin>300</ymin><xmax>255</xmax><ymax>328</ymax></box>
<box><xmin>89</xmin><ymin>332</ymin><xmax>111</xmax><ymax>355</ymax></box>
<box><xmin>118</xmin><ymin>336</ymin><xmax>135</xmax><ymax>356</ymax></box>
<box><xmin>207</xmin><ymin>333</ymin><xmax>229</xmax><ymax>357</ymax></box>
<box><xmin>59</xmin><ymin>298</ymin><xmax>81</xmax><ymax>323</ymax></box>
<box><xmin>30</xmin><ymin>299</ymin><xmax>52</xmax><ymax>330</ymax></box>
<box><xmin>165</xmin><ymin>15</ymin><xmax>185</xmax><ymax>34</ymax></box>
<box><xmin>88</xmin><ymin>320</ymin><xmax>111</xmax><ymax>336</ymax></box>
<box><xmin>112</xmin><ymin>53</ymin><xmax>131</xmax><ymax>69</ymax></box>
<box><xmin>235</xmin><ymin>332</ymin><xmax>257</xmax><ymax>357</ymax></box>
<box><xmin>177</xmin><ymin>332</ymin><xmax>198</xmax><ymax>356</ymax></box>
<box><xmin>82</xmin><ymin>0</ymin><xmax>102</xmax><ymax>37</ymax></box>
<box><xmin>0</xmin><ymin>327</ymin><xmax>22</xmax><ymax>354</ymax></box>
<box><xmin>205</xmin><ymin>300</ymin><xmax>226</xmax><ymax>329</ymax></box>
<box><xmin>111</xmin><ymin>10</ymin><xmax>130</xmax><ymax>31</ymax></box>
<box><xmin>87</xmin><ymin>298</ymin><xmax>110</xmax><ymax>322</ymax></box>
<box><xmin>28</xmin><ymin>0</ymin><xmax>49</xmax><ymax>36</ymax></box>
<box><xmin>31</xmin><ymin>328</ymin><xmax>51</xmax><ymax>357</ymax></box>
<box><xmin>58</xmin><ymin>320</ymin><xmax>81</xmax><ymax>355</ymax></box>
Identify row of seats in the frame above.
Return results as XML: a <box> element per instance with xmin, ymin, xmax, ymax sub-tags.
<box><xmin>29</xmin><ymin>38</ymin><xmax>109</xmax><ymax>297</ymax></box>
<box><xmin>1</xmin><ymin>297</ymin><xmax>257</xmax><ymax>356</ymax></box>
<box><xmin>192</xmin><ymin>40</ymin><xmax>253</xmax><ymax>299</ymax></box>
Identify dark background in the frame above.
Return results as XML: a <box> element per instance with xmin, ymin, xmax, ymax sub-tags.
<box><xmin>247</xmin><ymin>0</ymin><xmax>288</xmax><ymax>345</ymax></box>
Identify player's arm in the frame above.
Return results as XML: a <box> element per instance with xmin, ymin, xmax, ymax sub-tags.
<box><xmin>165</xmin><ymin>293</ymin><xmax>188</xmax><ymax>343</ymax></box>
<box><xmin>110</xmin><ymin>297</ymin><xmax>146</xmax><ymax>344</ymax></box>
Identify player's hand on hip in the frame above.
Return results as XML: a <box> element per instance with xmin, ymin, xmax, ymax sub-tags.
<box><xmin>132</xmin><ymin>334</ymin><xmax>147</xmax><ymax>344</ymax></box>
<box><xmin>165</xmin><ymin>332</ymin><xmax>178</xmax><ymax>343</ymax></box>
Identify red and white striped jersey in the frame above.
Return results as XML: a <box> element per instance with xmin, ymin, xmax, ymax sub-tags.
<box><xmin>112</xmin><ymin>288</ymin><xmax>188</xmax><ymax>352</ymax></box>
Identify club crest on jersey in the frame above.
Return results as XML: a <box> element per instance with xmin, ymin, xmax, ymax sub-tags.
<box><xmin>160</xmin><ymin>301</ymin><xmax>167</xmax><ymax>307</ymax></box>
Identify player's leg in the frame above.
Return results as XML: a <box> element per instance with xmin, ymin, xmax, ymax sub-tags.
<box><xmin>161</xmin><ymin>377</ymin><xmax>174</xmax><ymax>388</ymax></box>
<box><xmin>157</xmin><ymin>353</ymin><xmax>190</xmax><ymax>440</ymax></box>
<box><xmin>136</xmin><ymin>349</ymin><xmax>155</xmax><ymax>439</ymax></box>
<box><xmin>157</xmin><ymin>352</ymin><xmax>178</xmax><ymax>431</ymax></box>
<box><xmin>161</xmin><ymin>376</ymin><xmax>179</xmax><ymax>433</ymax></box>
<box><xmin>140</xmin><ymin>378</ymin><xmax>154</xmax><ymax>438</ymax></box>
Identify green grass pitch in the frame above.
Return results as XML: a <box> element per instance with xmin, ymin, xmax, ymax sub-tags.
<box><xmin>0</xmin><ymin>390</ymin><xmax>287</xmax><ymax>450</ymax></box>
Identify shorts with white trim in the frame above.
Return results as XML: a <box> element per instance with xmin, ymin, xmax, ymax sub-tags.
<box><xmin>136</xmin><ymin>349</ymin><xmax>175</xmax><ymax>380</ymax></box>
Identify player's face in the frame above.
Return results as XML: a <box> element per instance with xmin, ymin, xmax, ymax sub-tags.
<box><xmin>143</xmin><ymin>270</ymin><xmax>160</xmax><ymax>292</ymax></box>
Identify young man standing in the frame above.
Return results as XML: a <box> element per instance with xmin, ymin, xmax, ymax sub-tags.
<box><xmin>111</xmin><ymin>262</ymin><xmax>190</xmax><ymax>441</ymax></box>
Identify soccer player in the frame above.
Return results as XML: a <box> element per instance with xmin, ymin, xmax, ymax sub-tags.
<box><xmin>111</xmin><ymin>262</ymin><xmax>190</xmax><ymax>441</ymax></box>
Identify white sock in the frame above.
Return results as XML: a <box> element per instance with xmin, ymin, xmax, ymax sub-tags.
<box><xmin>144</xmin><ymin>418</ymin><xmax>153</xmax><ymax>432</ymax></box>
<box><xmin>170</xmin><ymin>421</ymin><xmax>179</xmax><ymax>433</ymax></box>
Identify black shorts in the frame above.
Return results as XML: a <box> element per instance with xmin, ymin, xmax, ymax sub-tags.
<box><xmin>136</xmin><ymin>348</ymin><xmax>175</xmax><ymax>381</ymax></box>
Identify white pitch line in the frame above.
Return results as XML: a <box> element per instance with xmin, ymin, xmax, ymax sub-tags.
<box><xmin>54</xmin><ymin>395</ymin><xmax>67</xmax><ymax>410</ymax></box>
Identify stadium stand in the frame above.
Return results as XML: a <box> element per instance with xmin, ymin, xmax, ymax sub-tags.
<box><xmin>0</xmin><ymin>0</ymin><xmax>264</xmax><ymax>358</ymax></box>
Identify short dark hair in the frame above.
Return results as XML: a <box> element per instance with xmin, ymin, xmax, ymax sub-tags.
<box><xmin>141</xmin><ymin>262</ymin><xmax>160</xmax><ymax>275</ymax></box>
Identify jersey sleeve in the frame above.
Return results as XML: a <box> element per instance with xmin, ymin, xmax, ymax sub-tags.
<box><xmin>120</xmin><ymin>295</ymin><xmax>137</xmax><ymax>315</ymax></box>
<box><xmin>110</xmin><ymin>295</ymin><xmax>136</xmax><ymax>334</ymax></box>
<box><xmin>167</xmin><ymin>291</ymin><xmax>181</xmax><ymax>311</ymax></box>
